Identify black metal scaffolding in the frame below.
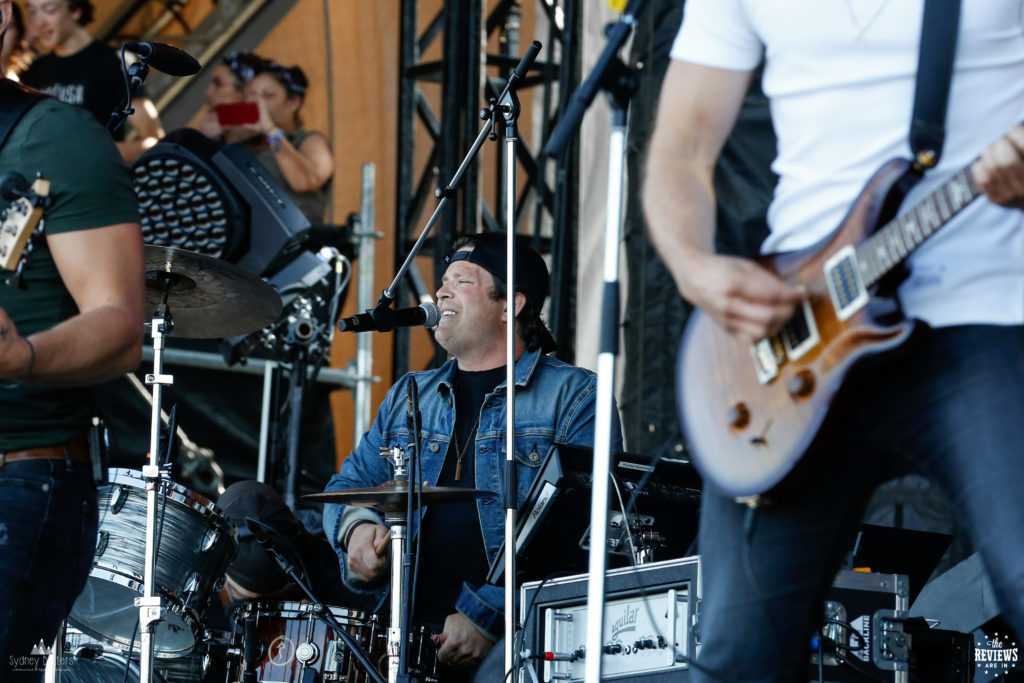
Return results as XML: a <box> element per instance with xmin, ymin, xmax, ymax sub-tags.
<box><xmin>393</xmin><ymin>0</ymin><xmax>583</xmax><ymax>378</ymax></box>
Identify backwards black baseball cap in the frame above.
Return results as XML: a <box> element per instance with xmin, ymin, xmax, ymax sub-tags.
<box><xmin>445</xmin><ymin>233</ymin><xmax>558</xmax><ymax>353</ymax></box>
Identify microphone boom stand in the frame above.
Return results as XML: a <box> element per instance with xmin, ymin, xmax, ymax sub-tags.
<box><xmin>349</xmin><ymin>42</ymin><xmax>543</xmax><ymax>331</ymax></box>
<box><xmin>496</xmin><ymin>80</ymin><xmax>522</xmax><ymax>681</ymax></box>
<box><xmin>338</xmin><ymin>41</ymin><xmax>542</xmax><ymax>683</ymax></box>
<box><xmin>541</xmin><ymin>2</ymin><xmax>648</xmax><ymax>680</ymax></box>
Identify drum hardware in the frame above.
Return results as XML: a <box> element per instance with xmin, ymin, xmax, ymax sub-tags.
<box><xmin>134</xmin><ymin>246</ymin><xmax>281</xmax><ymax>683</ymax></box>
<box><xmin>124</xmin><ymin>372</ymin><xmax>225</xmax><ymax>499</ymax></box>
<box><xmin>305</xmin><ymin>446</ymin><xmax>495</xmax><ymax>683</ymax></box>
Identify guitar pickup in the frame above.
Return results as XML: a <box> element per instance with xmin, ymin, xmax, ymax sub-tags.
<box><xmin>751</xmin><ymin>336</ymin><xmax>785</xmax><ymax>385</ymax></box>
<box><xmin>780</xmin><ymin>299</ymin><xmax>819</xmax><ymax>362</ymax></box>
<box><xmin>824</xmin><ymin>245</ymin><xmax>869</xmax><ymax>321</ymax></box>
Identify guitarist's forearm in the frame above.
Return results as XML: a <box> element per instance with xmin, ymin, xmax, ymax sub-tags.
<box><xmin>643</xmin><ymin>149</ymin><xmax>720</xmax><ymax>298</ymax></box>
<box><xmin>22</xmin><ymin>304</ymin><xmax>143</xmax><ymax>386</ymax></box>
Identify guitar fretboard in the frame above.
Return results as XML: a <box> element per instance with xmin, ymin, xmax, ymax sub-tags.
<box><xmin>856</xmin><ymin>166</ymin><xmax>980</xmax><ymax>288</ymax></box>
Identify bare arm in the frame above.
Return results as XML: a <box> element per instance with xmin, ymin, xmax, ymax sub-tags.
<box><xmin>0</xmin><ymin>222</ymin><xmax>144</xmax><ymax>385</ymax></box>
<box><xmin>272</xmin><ymin>132</ymin><xmax>333</xmax><ymax>194</ymax></box>
<box><xmin>643</xmin><ymin>60</ymin><xmax>804</xmax><ymax>342</ymax></box>
<box><xmin>239</xmin><ymin>99</ymin><xmax>334</xmax><ymax>194</ymax></box>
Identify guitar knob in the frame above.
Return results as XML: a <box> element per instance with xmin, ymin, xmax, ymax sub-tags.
<box><xmin>728</xmin><ymin>403</ymin><xmax>750</xmax><ymax>429</ymax></box>
<box><xmin>788</xmin><ymin>370</ymin><xmax>815</xmax><ymax>399</ymax></box>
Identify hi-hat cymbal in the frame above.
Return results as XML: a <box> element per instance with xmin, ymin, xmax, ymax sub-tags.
<box><xmin>304</xmin><ymin>481</ymin><xmax>495</xmax><ymax>513</ymax></box>
<box><xmin>144</xmin><ymin>246</ymin><xmax>281</xmax><ymax>339</ymax></box>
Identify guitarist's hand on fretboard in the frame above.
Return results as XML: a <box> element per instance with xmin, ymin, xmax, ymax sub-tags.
<box><xmin>973</xmin><ymin>124</ymin><xmax>1024</xmax><ymax>209</ymax></box>
<box><xmin>677</xmin><ymin>250</ymin><xmax>807</xmax><ymax>344</ymax></box>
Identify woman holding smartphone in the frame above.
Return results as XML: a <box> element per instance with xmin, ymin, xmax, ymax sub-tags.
<box><xmin>238</xmin><ymin>62</ymin><xmax>333</xmax><ymax>224</ymax></box>
<box><xmin>199</xmin><ymin>51</ymin><xmax>265</xmax><ymax>144</ymax></box>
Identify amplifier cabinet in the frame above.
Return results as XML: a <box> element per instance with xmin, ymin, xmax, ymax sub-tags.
<box><xmin>518</xmin><ymin>556</ymin><xmax>701</xmax><ymax>682</ymax></box>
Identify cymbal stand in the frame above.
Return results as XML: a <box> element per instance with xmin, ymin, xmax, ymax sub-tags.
<box><xmin>138</xmin><ymin>276</ymin><xmax>176</xmax><ymax>683</ymax></box>
<box><xmin>382</xmin><ymin>445</ymin><xmax>413</xmax><ymax>683</ymax></box>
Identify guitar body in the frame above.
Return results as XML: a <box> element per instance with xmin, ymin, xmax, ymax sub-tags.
<box><xmin>677</xmin><ymin>158</ymin><xmax>923</xmax><ymax>498</ymax></box>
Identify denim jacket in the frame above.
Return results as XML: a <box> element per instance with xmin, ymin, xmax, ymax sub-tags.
<box><xmin>322</xmin><ymin>348</ymin><xmax>622</xmax><ymax>639</ymax></box>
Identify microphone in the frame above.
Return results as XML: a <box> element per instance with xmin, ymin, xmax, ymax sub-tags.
<box><xmin>242</xmin><ymin>617</ymin><xmax>262</xmax><ymax>683</ymax></box>
<box><xmin>123</xmin><ymin>41</ymin><xmax>201</xmax><ymax>76</ymax></box>
<box><xmin>337</xmin><ymin>302</ymin><xmax>441</xmax><ymax>333</ymax></box>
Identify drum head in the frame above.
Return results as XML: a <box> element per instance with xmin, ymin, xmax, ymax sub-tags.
<box><xmin>69</xmin><ymin>569</ymin><xmax>198</xmax><ymax>658</ymax></box>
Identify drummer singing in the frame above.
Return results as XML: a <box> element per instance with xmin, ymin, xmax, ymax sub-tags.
<box><xmin>322</xmin><ymin>233</ymin><xmax>622</xmax><ymax>681</ymax></box>
<box><xmin>0</xmin><ymin>10</ymin><xmax>144</xmax><ymax>678</ymax></box>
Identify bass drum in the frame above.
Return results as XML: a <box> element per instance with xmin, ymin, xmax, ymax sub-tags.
<box><xmin>69</xmin><ymin>469</ymin><xmax>237</xmax><ymax>659</ymax></box>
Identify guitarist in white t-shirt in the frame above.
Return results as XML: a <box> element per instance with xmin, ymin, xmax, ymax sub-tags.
<box><xmin>644</xmin><ymin>1</ymin><xmax>1024</xmax><ymax>680</ymax></box>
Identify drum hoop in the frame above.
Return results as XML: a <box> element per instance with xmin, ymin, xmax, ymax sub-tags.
<box><xmin>237</xmin><ymin>600</ymin><xmax>370</xmax><ymax>623</ymax></box>
<box><xmin>69</xmin><ymin>566</ymin><xmax>201</xmax><ymax>657</ymax></box>
<box><xmin>86</xmin><ymin>563</ymin><xmax>208</xmax><ymax>609</ymax></box>
<box><xmin>104</xmin><ymin>468</ymin><xmax>229</xmax><ymax>523</ymax></box>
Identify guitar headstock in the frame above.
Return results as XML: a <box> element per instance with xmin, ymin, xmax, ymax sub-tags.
<box><xmin>0</xmin><ymin>175</ymin><xmax>50</xmax><ymax>272</ymax></box>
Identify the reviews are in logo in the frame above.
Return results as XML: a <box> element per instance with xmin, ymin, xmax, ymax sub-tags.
<box><xmin>976</xmin><ymin>632</ymin><xmax>1020</xmax><ymax>677</ymax></box>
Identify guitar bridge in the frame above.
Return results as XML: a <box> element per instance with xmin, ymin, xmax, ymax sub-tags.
<box><xmin>824</xmin><ymin>245</ymin><xmax>869</xmax><ymax>321</ymax></box>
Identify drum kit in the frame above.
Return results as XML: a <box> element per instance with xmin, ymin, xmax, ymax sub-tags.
<box><xmin>50</xmin><ymin>246</ymin><xmax>493</xmax><ymax>683</ymax></box>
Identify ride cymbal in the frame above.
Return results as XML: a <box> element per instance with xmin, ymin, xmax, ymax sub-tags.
<box><xmin>144</xmin><ymin>245</ymin><xmax>281</xmax><ymax>339</ymax></box>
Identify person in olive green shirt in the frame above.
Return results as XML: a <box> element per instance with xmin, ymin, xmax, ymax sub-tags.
<box><xmin>0</xmin><ymin>2</ymin><xmax>143</xmax><ymax>675</ymax></box>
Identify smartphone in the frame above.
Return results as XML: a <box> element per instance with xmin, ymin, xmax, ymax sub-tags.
<box><xmin>216</xmin><ymin>102</ymin><xmax>259</xmax><ymax>126</ymax></box>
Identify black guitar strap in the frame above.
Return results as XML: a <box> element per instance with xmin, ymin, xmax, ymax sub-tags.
<box><xmin>909</xmin><ymin>0</ymin><xmax>962</xmax><ymax>170</ymax></box>
<box><xmin>0</xmin><ymin>78</ymin><xmax>47</xmax><ymax>151</ymax></box>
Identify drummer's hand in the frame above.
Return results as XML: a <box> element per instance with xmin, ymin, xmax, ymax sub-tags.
<box><xmin>345</xmin><ymin>523</ymin><xmax>389</xmax><ymax>582</ymax></box>
<box><xmin>436</xmin><ymin>613</ymin><xmax>495</xmax><ymax>668</ymax></box>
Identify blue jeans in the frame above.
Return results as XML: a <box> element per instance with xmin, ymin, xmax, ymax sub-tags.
<box><xmin>0</xmin><ymin>457</ymin><xmax>97</xmax><ymax>682</ymax></box>
<box><xmin>693</xmin><ymin>325</ymin><xmax>1024</xmax><ymax>682</ymax></box>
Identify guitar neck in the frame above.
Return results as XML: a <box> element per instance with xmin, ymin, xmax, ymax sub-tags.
<box><xmin>856</xmin><ymin>165</ymin><xmax>981</xmax><ymax>288</ymax></box>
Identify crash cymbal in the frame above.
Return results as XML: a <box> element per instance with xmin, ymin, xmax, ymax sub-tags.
<box><xmin>304</xmin><ymin>481</ymin><xmax>495</xmax><ymax>513</ymax></box>
<box><xmin>144</xmin><ymin>246</ymin><xmax>281</xmax><ymax>339</ymax></box>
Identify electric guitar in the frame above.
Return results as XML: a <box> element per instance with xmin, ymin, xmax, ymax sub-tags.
<box><xmin>0</xmin><ymin>173</ymin><xmax>50</xmax><ymax>277</ymax></box>
<box><xmin>676</xmin><ymin>155</ymin><xmax>986</xmax><ymax>499</ymax></box>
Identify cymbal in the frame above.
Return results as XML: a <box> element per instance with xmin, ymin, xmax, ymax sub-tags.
<box><xmin>144</xmin><ymin>246</ymin><xmax>281</xmax><ymax>339</ymax></box>
<box><xmin>304</xmin><ymin>481</ymin><xmax>496</xmax><ymax>513</ymax></box>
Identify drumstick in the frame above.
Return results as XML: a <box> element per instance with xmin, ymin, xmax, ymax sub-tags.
<box><xmin>374</xmin><ymin>529</ymin><xmax>392</xmax><ymax>557</ymax></box>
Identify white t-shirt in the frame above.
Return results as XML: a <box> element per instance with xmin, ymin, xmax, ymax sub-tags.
<box><xmin>671</xmin><ymin>0</ymin><xmax>1024</xmax><ymax>326</ymax></box>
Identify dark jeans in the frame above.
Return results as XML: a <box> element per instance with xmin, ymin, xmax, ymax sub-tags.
<box><xmin>693</xmin><ymin>324</ymin><xmax>1024</xmax><ymax>682</ymax></box>
<box><xmin>0</xmin><ymin>457</ymin><xmax>97</xmax><ymax>682</ymax></box>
